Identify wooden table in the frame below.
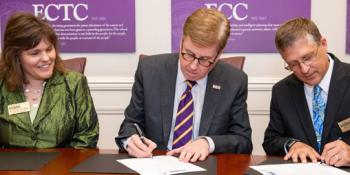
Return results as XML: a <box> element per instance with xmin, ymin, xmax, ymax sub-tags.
<box><xmin>0</xmin><ymin>148</ymin><xmax>267</xmax><ymax>175</ymax></box>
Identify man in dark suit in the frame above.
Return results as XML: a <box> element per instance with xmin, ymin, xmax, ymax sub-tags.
<box><xmin>115</xmin><ymin>8</ymin><xmax>252</xmax><ymax>162</ymax></box>
<box><xmin>263</xmin><ymin>17</ymin><xmax>350</xmax><ymax>165</ymax></box>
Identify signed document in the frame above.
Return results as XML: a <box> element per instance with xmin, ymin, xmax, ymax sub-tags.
<box><xmin>117</xmin><ymin>155</ymin><xmax>206</xmax><ymax>175</ymax></box>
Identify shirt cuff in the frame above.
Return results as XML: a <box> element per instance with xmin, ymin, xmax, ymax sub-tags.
<box><xmin>283</xmin><ymin>140</ymin><xmax>289</xmax><ymax>155</ymax></box>
<box><xmin>199</xmin><ymin>136</ymin><xmax>215</xmax><ymax>153</ymax></box>
<box><xmin>122</xmin><ymin>137</ymin><xmax>132</xmax><ymax>150</ymax></box>
<box><xmin>284</xmin><ymin>138</ymin><xmax>300</xmax><ymax>154</ymax></box>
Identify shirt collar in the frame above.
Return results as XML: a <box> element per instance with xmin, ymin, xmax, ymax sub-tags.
<box><xmin>304</xmin><ymin>54</ymin><xmax>334</xmax><ymax>94</ymax></box>
<box><xmin>176</xmin><ymin>59</ymin><xmax>208</xmax><ymax>87</ymax></box>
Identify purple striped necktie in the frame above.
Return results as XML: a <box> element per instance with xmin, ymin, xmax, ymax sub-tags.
<box><xmin>172</xmin><ymin>80</ymin><xmax>196</xmax><ymax>149</ymax></box>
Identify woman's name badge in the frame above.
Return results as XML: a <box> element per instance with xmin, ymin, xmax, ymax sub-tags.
<box><xmin>8</xmin><ymin>102</ymin><xmax>30</xmax><ymax>115</ymax></box>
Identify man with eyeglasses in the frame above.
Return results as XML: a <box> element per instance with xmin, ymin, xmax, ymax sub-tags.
<box><xmin>263</xmin><ymin>17</ymin><xmax>350</xmax><ymax>166</ymax></box>
<box><xmin>115</xmin><ymin>8</ymin><xmax>252</xmax><ymax>163</ymax></box>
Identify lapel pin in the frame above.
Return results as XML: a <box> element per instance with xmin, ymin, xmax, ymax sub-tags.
<box><xmin>212</xmin><ymin>84</ymin><xmax>221</xmax><ymax>90</ymax></box>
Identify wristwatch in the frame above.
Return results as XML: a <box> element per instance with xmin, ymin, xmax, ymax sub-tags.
<box><xmin>285</xmin><ymin>139</ymin><xmax>300</xmax><ymax>151</ymax></box>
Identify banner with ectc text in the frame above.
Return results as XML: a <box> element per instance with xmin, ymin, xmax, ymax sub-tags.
<box><xmin>0</xmin><ymin>0</ymin><xmax>135</xmax><ymax>53</ymax></box>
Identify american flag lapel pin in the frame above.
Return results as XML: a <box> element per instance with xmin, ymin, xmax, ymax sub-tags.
<box><xmin>212</xmin><ymin>84</ymin><xmax>221</xmax><ymax>90</ymax></box>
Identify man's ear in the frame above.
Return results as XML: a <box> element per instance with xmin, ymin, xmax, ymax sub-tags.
<box><xmin>320</xmin><ymin>37</ymin><xmax>328</xmax><ymax>49</ymax></box>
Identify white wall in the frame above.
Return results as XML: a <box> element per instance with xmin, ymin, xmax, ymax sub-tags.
<box><xmin>60</xmin><ymin>0</ymin><xmax>349</xmax><ymax>155</ymax></box>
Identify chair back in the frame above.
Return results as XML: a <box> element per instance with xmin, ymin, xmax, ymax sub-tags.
<box><xmin>63</xmin><ymin>57</ymin><xmax>87</xmax><ymax>74</ymax></box>
<box><xmin>220</xmin><ymin>56</ymin><xmax>245</xmax><ymax>70</ymax></box>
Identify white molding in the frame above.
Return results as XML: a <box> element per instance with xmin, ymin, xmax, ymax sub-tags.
<box><xmin>248</xmin><ymin>108</ymin><xmax>270</xmax><ymax>115</ymax></box>
<box><xmin>248</xmin><ymin>77</ymin><xmax>281</xmax><ymax>91</ymax></box>
<box><xmin>88</xmin><ymin>76</ymin><xmax>281</xmax><ymax>91</ymax></box>
<box><xmin>96</xmin><ymin>107</ymin><xmax>124</xmax><ymax>115</ymax></box>
<box><xmin>88</xmin><ymin>77</ymin><xmax>134</xmax><ymax>91</ymax></box>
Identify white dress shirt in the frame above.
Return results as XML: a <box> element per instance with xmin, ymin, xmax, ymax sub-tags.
<box><xmin>304</xmin><ymin>55</ymin><xmax>334</xmax><ymax>118</ymax></box>
<box><xmin>166</xmin><ymin>60</ymin><xmax>215</xmax><ymax>152</ymax></box>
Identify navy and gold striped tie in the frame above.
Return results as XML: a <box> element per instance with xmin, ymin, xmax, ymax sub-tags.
<box><xmin>172</xmin><ymin>80</ymin><xmax>196</xmax><ymax>149</ymax></box>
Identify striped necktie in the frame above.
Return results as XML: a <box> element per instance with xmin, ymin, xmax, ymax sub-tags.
<box><xmin>172</xmin><ymin>80</ymin><xmax>196</xmax><ymax>149</ymax></box>
<box><xmin>312</xmin><ymin>85</ymin><xmax>326</xmax><ymax>151</ymax></box>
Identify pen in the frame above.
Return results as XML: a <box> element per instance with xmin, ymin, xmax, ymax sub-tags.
<box><xmin>133</xmin><ymin>123</ymin><xmax>146</xmax><ymax>144</ymax></box>
<box><xmin>133</xmin><ymin>123</ymin><xmax>153</xmax><ymax>158</ymax></box>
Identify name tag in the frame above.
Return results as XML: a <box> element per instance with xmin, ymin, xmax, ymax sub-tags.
<box><xmin>338</xmin><ymin>117</ymin><xmax>350</xmax><ymax>133</ymax></box>
<box><xmin>8</xmin><ymin>102</ymin><xmax>30</xmax><ymax>115</ymax></box>
<box><xmin>212</xmin><ymin>84</ymin><xmax>221</xmax><ymax>90</ymax></box>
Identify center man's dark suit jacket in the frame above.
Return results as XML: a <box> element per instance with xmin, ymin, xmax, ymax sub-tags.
<box><xmin>263</xmin><ymin>53</ymin><xmax>350</xmax><ymax>155</ymax></box>
<box><xmin>115</xmin><ymin>53</ymin><xmax>252</xmax><ymax>153</ymax></box>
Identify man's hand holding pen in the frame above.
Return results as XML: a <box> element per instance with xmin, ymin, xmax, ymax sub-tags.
<box><xmin>321</xmin><ymin>139</ymin><xmax>350</xmax><ymax>167</ymax></box>
<box><xmin>125</xmin><ymin>123</ymin><xmax>157</xmax><ymax>158</ymax></box>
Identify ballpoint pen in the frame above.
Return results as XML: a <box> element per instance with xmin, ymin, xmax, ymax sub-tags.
<box><xmin>133</xmin><ymin>123</ymin><xmax>146</xmax><ymax>144</ymax></box>
<box><xmin>133</xmin><ymin>123</ymin><xmax>154</xmax><ymax>158</ymax></box>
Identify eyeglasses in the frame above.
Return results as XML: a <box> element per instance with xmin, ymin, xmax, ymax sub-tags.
<box><xmin>180</xmin><ymin>52</ymin><xmax>218</xmax><ymax>67</ymax></box>
<box><xmin>284</xmin><ymin>46</ymin><xmax>319</xmax><ymax>71</ymax></box>
<box><xmin>180</xmin><ymin>40</ymin><xmax>219</xmax><ymax>67</ymax></box>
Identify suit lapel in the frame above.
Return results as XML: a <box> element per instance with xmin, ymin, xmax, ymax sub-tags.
<box><xmin>199</xmin><ymin>65</ymin><xmax>222</xmax><ymax>135</ymax></box>
<box><xmin>33</xmin><ymin>71</ymin><xmax>63</xmax><ymax>128</ymax></box>
<box><xmin>160</xmin><ymin>55</ymin><xmax>178</xmax><ymax>145</ymax></box>
<box><xmin>288</xmin><ymin>76</ymin><xmax>317</xmax><ymax>148</ymax></box>
<box><xmin>32</xmin><ymin>84</ymin><xmax>60</xmax><ymax>128</ymax></box>
<box><xmin>322</xmin><ymin>56</ymin><xmax>350</xmax><ymax>147</ymax></box>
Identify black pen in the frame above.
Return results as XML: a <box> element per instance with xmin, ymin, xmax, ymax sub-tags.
<box><xmin>133</xmin><ymin>123</ymin><xmax>153</xmax><ymax>158</ymax></box>
<box><xmin>133</xmin><ymin>123</ymin><xmax>146</xmax><ymax>144</ymax></box>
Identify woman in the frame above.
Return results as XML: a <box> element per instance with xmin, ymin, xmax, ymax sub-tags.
<box><xmin>0</xmin><ymin>12</ymin><xmax>99</xmax><ymax>148</ymax></box>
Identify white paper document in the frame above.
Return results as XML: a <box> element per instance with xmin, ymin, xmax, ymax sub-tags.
<box><xmin>250</xmin><ymin>162</ymin><xmax>350</xmax><ymax>175</ymax></box>
<box><xmin>117</xmin><ymin>155</ymin><xmax>206</xmax><ymax>175</ymax></box>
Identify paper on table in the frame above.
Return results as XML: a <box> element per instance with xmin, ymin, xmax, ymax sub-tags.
<box><xmin>250</xmin><ymin>162</ymin><xmax>350</xmax><ymax>175</ymax></box>
<box><xmin>117</xmin><ymin>155</ymin><xmax>206</xmax><ymax>175</ymax></box>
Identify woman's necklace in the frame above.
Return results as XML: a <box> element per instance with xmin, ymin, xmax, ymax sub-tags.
<box><xmin>24</xmin><ymin>82</ymin><xmax>45</xmax><ymax>107</ymax></box>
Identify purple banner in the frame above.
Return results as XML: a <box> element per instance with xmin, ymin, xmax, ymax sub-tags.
<box><xmin>0</xmin><ymin>0</ymin><xmax>135</xmax><ymax>52</ymax></box>
<box><xmin>347</xmin><ymin>0</ymin><xmax>350</xmax><ymax>54</ymax></box>
<box><xmin>172</xmin><ymin>0</ymin><xmax>311</xmax><ymax>53</ymax></box>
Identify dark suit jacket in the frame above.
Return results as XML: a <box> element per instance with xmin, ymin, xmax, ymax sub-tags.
<box><xmin>116</xmin><ymin>53</ymin><xmax>252</xmax><ymax>153</ymax></box>
<box><xmin>263</xmin><ymin>53</ymin><xmax>350</xmax><ymax>155</ymax></box>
